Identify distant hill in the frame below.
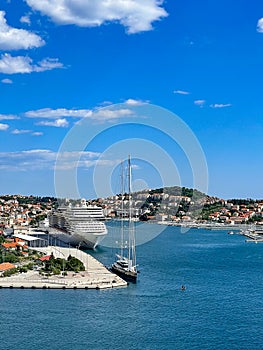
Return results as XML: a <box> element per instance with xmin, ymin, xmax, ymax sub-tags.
<box><xmin>96</xmin><ymin>186</ymin><xmax>222</xmax><ymax>221</ymax></box>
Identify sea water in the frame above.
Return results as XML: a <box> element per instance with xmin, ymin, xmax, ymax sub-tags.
<box><xmin>0</xmin><ymin>224</ymin><xmax>262</xmax><ymax>350</ymax></box>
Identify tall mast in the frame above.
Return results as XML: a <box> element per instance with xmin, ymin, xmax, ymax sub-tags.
<box><xmin>128</xmin><ymin>155</ymin><xmax>136</xmax><ymax>269</ymax></box>
<box><xmin>128</xmin><ymin>155</ymin><xmax>131</xmax><ymax>264</ymax></box>
<box><xmin>120</xmin><ymin>160</ymin><xmax>124</xmax><ymax>258</ymax></box>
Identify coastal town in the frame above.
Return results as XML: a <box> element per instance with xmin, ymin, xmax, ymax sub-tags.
<box><xmin>1</xmin><ymin>188</ymin><xmax>263</xmax><ymax>282</ymax></box>
<box><xmin>95</xmin><ymin>187</ymin><xmax>263</xmax><ymax>225</ymax></box>
<box><xmin>1</xmin><ymin>188</ymin><xmax>263</xmax><ymax>230</ymax></box>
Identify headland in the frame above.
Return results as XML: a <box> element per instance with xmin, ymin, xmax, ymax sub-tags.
<box><xmin>0</xmin><ymin>245</ymin><xmax>127</xmax><ymax>289</ymax></box>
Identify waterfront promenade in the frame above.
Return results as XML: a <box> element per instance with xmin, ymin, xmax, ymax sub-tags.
<box><xmin>0</xmin><ymin>246</ymin><xmax>127</xmax><ymax>289</ymax></box>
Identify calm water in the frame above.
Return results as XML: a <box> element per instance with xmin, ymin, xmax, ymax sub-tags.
<box><xmin>0</xmin><ymin>224</ymin><xmax>262</xmax><ymax>350</ymax></box>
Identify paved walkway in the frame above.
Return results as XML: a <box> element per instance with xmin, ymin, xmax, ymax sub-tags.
<box><xmin>0</xmin><ymin>246</ymin><xmax>127</xmax><ymax>289</ymax></box>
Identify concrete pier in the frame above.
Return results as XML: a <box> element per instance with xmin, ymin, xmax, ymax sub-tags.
<box><xmin>0</xmin><ymin>246</ymin><xmax>127</xmax><ymax>290</ymax></box>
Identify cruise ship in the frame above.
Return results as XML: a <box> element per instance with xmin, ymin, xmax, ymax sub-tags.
<box><xmin>48</xmin><ymin>199</ymin><xmax>107</xmax><ymax>249</ymax></box>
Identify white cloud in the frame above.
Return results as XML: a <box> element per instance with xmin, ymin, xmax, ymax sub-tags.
<box><xmin>0</xmin><ymin>123</ymin><xmax>9</xmax><ymax>130</ymax></box>
<box><xmin>0</xmin><ymin>11</ymin><xmax>44</xmax><ymax>50</ymax></box>
<box><xmin>35</xmin><ymin>58</ymin><xmax>64</xmax><ymax>72</ymax></box>
<box><xmin>37</xmin><ymin>118</ymin><xmax>69</xmax><ymax>127</ymax></box>
<box><xmin>210</xmin><ymin>103</ymin><xmax>232</xmax><ymax>109</ymax></box>
<box><xmin>194</xmin><ymin>100</ymin><xmax>206</xmax><ymax>107</ymax></box>
<box><xmin>0</xmin><ymin>54</ymin><xmax>64</xmax><ymax>74</ymax></box>
<box><xmin>173</xmin><ymin>90</ymin><xmax>190</xmax><ymax>95</ymax></box>
<box><xmin>0</xmin><ymin>54</ymin><xmax>32</xmax><ymax>74</ymax></box>
<box><xmin>86</xmin><ymin>108</ymin><xmax>134</xmax><ymax>121</ymax></box>
<box><xmin>12</xmin><ymin>129</ymin><xmax>31</xmax><ymax>134</ymax></box>
<box><xmin>23</xmin><ymin>149</ymin><xmax>52</xmax><ymax>155</ymax></box>
<box><xmin>20</xmin><ymin>15</ymin><xmax>31</xmax><ymax>25</ymax></box>
<box><xmin>25</xmin><ymin>106</ymin><xmax>134</xmax><ymax>123</ymax></box>
<box><xmin>100</xmin><ymin>101</ymin><xmax>113</xmax><ymax>106</ymax></box>
<box><xmin>0</xmin><ymin>149</ymin><xmax>101</xmax><ymax>171</ymax></box>
<box><xmin>131</xmin><ymin>164</ymin><xmax>140</xmax><ymax>170</ymax></box>
<box><xmin>55</xmin><ymin>151</ymin><xmax>103</xmax><ymax>170</ymax></box>
<box><xmin>125</xmin><ymin>98</ymin><xmax>147</xmax><ymax>105</ymax></box>
<box><xmin>1</xmin><ymin>78</ymin><xmax>13</xmax><ymax>84</ymax></box>
<box><xmin>25</xmin><ymin>107</ymin><xmax>92</xmax><ymax>119</ymax></box>
<box><xmin>257</xmin><ymin>18</ymin><xmax>263</xmax><ymax>33</ymax></box>
<box><xmin>0</xmin><ymin>149</ymin><xmax>56</xmax><ymax>171</ymax></box>
<box><xmin>0</xmin><ymin>113</ymin><xmax>18</xmax><ymax>120</ymax></box>
<box><xmin>32</xmin><ymin>131</ymin><xmax>43</xmax><ymax>136</ymax></box>
<box><xmin>11</xmin><ymin>128</ymin><xmax>43</xmax><ymax>135</ymax></box>
<box><xmin>25</xmin><ymin>0</ymin><xmax>168</xmax><ymax>34</ymax></box>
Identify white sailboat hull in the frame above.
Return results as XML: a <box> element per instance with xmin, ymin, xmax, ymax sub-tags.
<box><xmin>111</xmin><ymin>261</ymin><xmax>137</xmax><ymax>282</ymax></box>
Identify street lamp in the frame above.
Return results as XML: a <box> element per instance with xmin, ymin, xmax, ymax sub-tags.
<box><xmin>77</xmin><ymin>242</ymin><xmax>81</xmax><ymax>259</ymax></box>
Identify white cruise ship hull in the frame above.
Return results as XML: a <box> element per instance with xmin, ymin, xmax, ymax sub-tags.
<box><xmin>48</xmin><ymin>203</ymin><xmax>108</xmax><ymax>249</ymax></box>
<box><xmin>49</xmin><ymin>228</ymin><xmax>107</xmax><ymax>249</ymax></box>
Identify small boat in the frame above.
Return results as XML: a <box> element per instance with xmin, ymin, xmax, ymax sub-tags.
<box><xmin>110</xmin><ymin>156</ymin><xmax>138</xmax><ymax>283</ymax></box>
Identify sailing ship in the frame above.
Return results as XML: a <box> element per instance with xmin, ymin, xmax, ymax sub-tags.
<box><xmin>111</xmin><ymin>156</ymin><xmax>138</xmax><ymax>283</ymax></box>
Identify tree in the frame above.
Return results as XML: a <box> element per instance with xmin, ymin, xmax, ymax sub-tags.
<box><xmin>66</xmin><ymin>255</ymin><xmax>85</xmax><ymax>272</ymax></box>
<box><xmin>42</xmin><ymin>254</ymin><xmax>84</xmax><ymax>274</ymax></box>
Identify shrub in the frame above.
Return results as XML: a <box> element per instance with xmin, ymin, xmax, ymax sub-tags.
<box><xmin>52</xmin><ymin>267</ymin><xmax>61</xmax><ymax>275</ymax></box>
<box><xmin>19</xmin><ymin>266</ymin><xmax>28</xmax><ymax>273</ymax></box>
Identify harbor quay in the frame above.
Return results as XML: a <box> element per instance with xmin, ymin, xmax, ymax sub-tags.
<box><xmin>0</xmin><ymin>246</ymin><xmax>127</xmax><ymax>290</ymax></box>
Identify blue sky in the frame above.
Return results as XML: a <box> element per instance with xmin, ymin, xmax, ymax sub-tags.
<box><xmin>0</xmin><ymin>0</ymin><xmax>263</xmax><ymax>199</ymax></box>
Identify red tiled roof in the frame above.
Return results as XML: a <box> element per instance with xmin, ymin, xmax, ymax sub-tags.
<box><xmin>0</xmin><ymin>262</ymin><xmax>16</xmax><ymax>271</ymax></box>
<box><xmin>39</xmin><ymin>255</ymin><xmax>51</xmax><ymax>261</ymax></box>
<box><xmin>2</xmin><ymin>242</ymin><xmax>17</xmax><ymax>249</ymax></box>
